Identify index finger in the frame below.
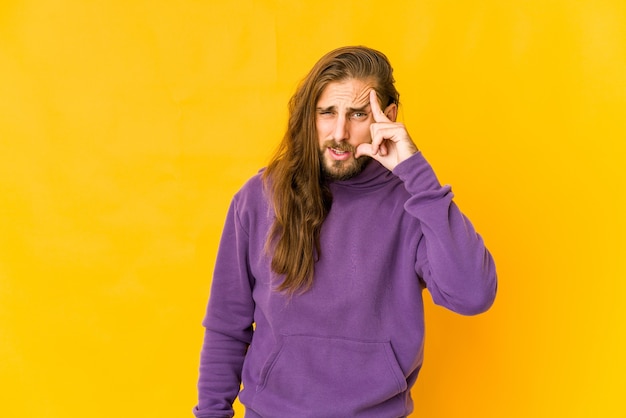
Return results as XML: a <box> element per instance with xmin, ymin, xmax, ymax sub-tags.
<box><xmin>369</xmin><ymin>89</ymin><xmax>390</xmax><ymax>123</ymax></box>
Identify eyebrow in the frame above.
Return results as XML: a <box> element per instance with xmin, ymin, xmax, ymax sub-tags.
<box><xmin>316</xmin><ymin>104</ymin><xmax>371</xmax><ymax>113</ymax></box>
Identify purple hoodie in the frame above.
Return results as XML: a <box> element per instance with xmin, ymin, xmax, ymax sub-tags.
<box><xmin>194</xmin><ymin>152</ymin><xmax>497</xmax><ymax>418</ymax></box>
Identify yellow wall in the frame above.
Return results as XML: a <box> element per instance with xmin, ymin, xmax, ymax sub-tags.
<box><xmin>1</xmin><ymin>1</ymin><xmax>624</xmax><ymax>417</ymax></box>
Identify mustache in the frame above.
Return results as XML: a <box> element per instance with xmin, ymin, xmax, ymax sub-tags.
<box><xmin>321</xmin><ymin>140</ymin><xmax>357</xmax><ymax>153</ymax></box>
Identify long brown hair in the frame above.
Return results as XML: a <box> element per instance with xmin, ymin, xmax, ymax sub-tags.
<box><xmin>263</xmin><ymin>46</ymin><xmax>400</xmax><ymax>294</ymax></box>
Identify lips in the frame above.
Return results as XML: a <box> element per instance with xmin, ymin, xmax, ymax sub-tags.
<box><xmin>328</xmin><ymin>146</ymin><xmax>352</xmax><ymax>161</ymax></box>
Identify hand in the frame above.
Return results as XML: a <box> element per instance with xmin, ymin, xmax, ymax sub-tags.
<box><xmin>355</xmin><ymin>90</ymin><xmax>419</xmax><ymax>171</ymax></box>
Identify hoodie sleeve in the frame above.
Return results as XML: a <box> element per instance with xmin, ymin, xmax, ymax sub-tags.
<box><xmin>193</xmin><ymin>196</ymin><xmax>255</xmax><ymax>418</ymax></box>
<box><xmin>393</xmin><ymin>152</ymin><xmax>497</xmax><ymax>315</ymax></box>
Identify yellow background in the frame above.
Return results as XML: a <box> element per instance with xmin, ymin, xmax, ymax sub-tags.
<box><xmin>1</xmin><ymin>0</ymin><xmax>624</xmax><ymax>417</ymax></box>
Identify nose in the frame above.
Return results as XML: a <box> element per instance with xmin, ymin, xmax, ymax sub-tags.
<box><xmin>331</xmin><ymin>114</ymin><xmax>349</xmax><ymax>142</ymax></box>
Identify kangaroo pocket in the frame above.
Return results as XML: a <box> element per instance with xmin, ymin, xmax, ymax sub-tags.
<box><xmin>251</xmin><ymin>334</ymin><xmax>408</xmax><ymax>417</ymax></box>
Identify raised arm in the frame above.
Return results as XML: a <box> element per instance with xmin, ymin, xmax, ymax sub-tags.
<box><xmin>357</xmin><ymin>88</ymin><xmax>496</xmax><ymax>314</ymax></box>
<box><xmin>395</xmin><ymin>152</ymin><xmax>497</xmax><ymax>315</ymax></box>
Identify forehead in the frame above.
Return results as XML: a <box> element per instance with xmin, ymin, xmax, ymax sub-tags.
<box><xmin>317</xmin><ymin>78</ymin><xmax>375</xmax><ymax>107</ymax></box>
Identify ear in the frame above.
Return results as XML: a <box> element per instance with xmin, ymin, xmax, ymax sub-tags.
<box><xmin>383</xmin><ymin>103</ymin><xmax>398</xmax><ymax>122</ymax></box>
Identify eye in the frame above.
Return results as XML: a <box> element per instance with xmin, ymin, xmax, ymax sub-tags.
<box><xmin>317</xmin><ymin>109</ymin><xmax>335</xmax><ymax>118</ymax></box>
<box><xmin>351</xmin><ymin>112</ymin><xmax>368</xmax><ymax>120</ymax></box>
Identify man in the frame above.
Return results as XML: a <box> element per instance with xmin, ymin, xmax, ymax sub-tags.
<box><xmin>193</xmin><ymin>46</ymin><xmax>497</xmax><ymax>418</ymax></box>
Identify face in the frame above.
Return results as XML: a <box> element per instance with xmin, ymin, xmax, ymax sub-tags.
<box><xmin>315</xmin><ymin>78</ymin><xmax>377</xmax><ymax>181</ymax></box>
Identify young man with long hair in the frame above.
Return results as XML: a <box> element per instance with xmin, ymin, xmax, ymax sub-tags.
<box><xmin>193</xmin><ymin>46</ymin><xmax>497</xmax><ymax>418</ymax></box>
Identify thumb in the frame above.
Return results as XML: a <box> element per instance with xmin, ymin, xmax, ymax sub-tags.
<box><xmin>355</xmin><ymin>142</ymin><xmax>374</xmax><ymax>159</ymax></box>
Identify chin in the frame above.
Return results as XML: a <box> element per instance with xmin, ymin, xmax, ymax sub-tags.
<box><xmin>322</xmin><ymin>156</ymin><xmax>371</xmax><ymax>181</ymax></box>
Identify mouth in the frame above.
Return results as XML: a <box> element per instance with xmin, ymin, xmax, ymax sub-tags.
<box><xmin>328</xmin><ymin>146</ymin><xmax>352</xmax><ymax>161</ymax></box>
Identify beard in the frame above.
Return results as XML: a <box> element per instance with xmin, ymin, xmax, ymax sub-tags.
<box><xmin>319</xmin><ymin>140</ymin><xmax>371</xmax><ymax>181</ymax></box>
